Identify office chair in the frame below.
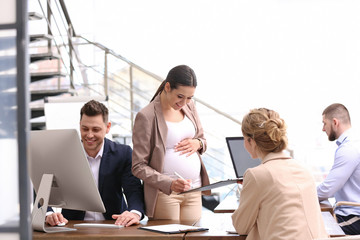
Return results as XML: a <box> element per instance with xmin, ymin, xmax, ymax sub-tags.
<box><xmin>334</xmin><ymin>202</ymin><xmax>360</xmax><ymax>212</ymax></box>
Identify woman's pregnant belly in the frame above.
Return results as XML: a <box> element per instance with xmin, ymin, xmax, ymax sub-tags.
<box><xmin>163</xmin><ymin>148</ymin><xmax>201</xmax><ymax>188</ymax></box>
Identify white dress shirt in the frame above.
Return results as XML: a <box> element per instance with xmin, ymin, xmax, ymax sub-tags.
<box><xmin>317</xmin><ymin>129</ymin><xmax>360</xmax><ymax>216</ymax></box>
<box><xmin>84</xmin><ymin>141</ymin><xmax>142</xmax><ymax>220</ymax></box>
<box><xmin>84</xmin><ymin>142</ymin><xmax>105</xmax><ymax>220</ymax></box>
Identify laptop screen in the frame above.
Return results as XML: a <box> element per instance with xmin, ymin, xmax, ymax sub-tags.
<box><xmin>226</xmin><ymin>137</ymin><xmax>261</xmax><ymax>178</ymax></box>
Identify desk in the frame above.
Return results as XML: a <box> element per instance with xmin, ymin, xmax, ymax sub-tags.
<box><xmin>33</xmin><ymin>219</ymin><xmax>193</xmax><ymax>240</ymax></box>
<box><xmin>215</xmin><ymin>196</ymin><xmax>334</xmax><ymax>214</ymax></box>
<box><xmin>214</xmin><ymin>195</ymin><xmax>238</xmax><ymax>214</ymax></box>
<box><xmin>187</xmin><ymin>212</ymin><xmax>246</xmax><ymax>240</ymax></box>
<box><xmin>213</xmin><ymin>196</ymin><xmax>344</xmax><ymax>238</ymax></box>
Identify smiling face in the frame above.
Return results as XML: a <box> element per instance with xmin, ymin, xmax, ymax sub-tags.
<box><xmin>163</xmin><ymin>82</ymin><xmax>196</xmax><ymax>111</ymax></box>
<box><xmin>80</xmin><ymin>114</ymin><xmax>111</xmax><ymax>157</ymax></box>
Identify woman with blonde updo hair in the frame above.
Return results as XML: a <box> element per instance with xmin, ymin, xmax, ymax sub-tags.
<box><xmin>232</xmin><ymin>108</ymin><xmax>328</xmax><ymax>240</ymax></box>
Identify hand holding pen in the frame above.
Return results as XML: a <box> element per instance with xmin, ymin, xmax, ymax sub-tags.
<box><xmin>170</xmin><ymin>171</ymin><xmax>192</xmax><ymax>193</ymax></box>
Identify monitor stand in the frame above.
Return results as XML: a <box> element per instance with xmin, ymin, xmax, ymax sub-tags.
<box><xmin>32</xmin><ymin>174</ymin><xmax>76</xmax><ymax>232</ymax></box>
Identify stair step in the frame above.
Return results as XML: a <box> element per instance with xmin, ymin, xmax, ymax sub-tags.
<box><xmin>31</xmin><ymin>71</ymin><xmax>66</xmax><ymax>82</ymax></box>
<box><xmin>28</xmin><ymin>12</ymin><xmax>43</xmax><ymax>20</ymax></box>
<box><xmin>30</xmin><ymin>99</ymin><xmax>45</xmax><ymax>118</ymax></box>
<box><xmin>31</xmin><ymin>89</ymin><xmax>74</xmax><ymax>101</ymax></box>
<box><xmin>30</xmin><ymin>34</ymin><xmax>53</xmax><ymax>42</ymax></box>
<box><xmin>30</xmin><ymin>116</ymin><xmax>46</xmax><ymax>130</ymax></box>
<box><xmin>30</xmin><ymin>52</ymin><xmax>60</xmax><ymax>63</ymax></box>
<box><xmin>31</xmin><ymin>108</ymin><xmax>45</xmax><ymax>119</ymax></box>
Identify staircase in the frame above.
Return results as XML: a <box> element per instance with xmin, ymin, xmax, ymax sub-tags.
<box><xmin>28</xmin><ymin>0</ymin><xmax>242</xmax><ymax>201</ymax></box>
<box><xmin>29</xmin><ymin>10</ymin><xmax>75</xmax><ymax>130</ymax></box>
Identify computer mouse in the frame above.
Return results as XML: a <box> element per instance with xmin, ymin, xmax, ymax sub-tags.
<box><xmin>57</xmin><ymin>222</ymin><xmax>66</xmax><ymax>227</ymax></box>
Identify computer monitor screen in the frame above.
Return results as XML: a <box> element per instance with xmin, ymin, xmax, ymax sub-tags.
<box><xmin>29</xmin><ymin>129</ymin><xmax>105</xmax><ymax>232</ymax></box>
<box><xmin>226</xmin><ymin>137</ymin><xmax>261</xmax><ymax>178</ymax></box>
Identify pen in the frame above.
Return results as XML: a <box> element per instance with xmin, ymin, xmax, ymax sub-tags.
<box><xmin>174</xmin><ymin>172</ymin><xmax>193</xmax><ymax>189</ymax></box>
<box><xmin>174</xmin><ymin>171</ymin><xmax>185</xmax><ymax>180</ymax></box>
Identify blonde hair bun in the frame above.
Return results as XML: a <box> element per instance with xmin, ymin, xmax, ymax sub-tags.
<box><xmin>241</xmin><ymin>108</ymin><xmax>288</xmax><ymax>153</ymax></box>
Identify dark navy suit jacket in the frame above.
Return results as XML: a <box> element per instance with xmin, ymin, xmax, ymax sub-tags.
<box><xmin>62</xmin><ymin>138</ymin><xmax>145</xmax><ymax>220</ymax></box>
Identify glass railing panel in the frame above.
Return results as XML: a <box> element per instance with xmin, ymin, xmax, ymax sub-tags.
<box><xmin>193</xmin><ymin>102</ymin><xmax>242</xmax><ymax>197</ymax></box>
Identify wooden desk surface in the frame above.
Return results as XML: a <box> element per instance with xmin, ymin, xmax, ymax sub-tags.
<box><xmin>186</xmin><ymin>212</ymin><xmax>246</xmax><ymax>240</ymax></box>
<box><xmin>33</xmin><ymin>219</ymin><xmax>193</xmax><ymax>240</ymax></box>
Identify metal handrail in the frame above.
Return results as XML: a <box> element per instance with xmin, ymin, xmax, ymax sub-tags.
<box><xmin>58</xmin><ymin>0</ymin><xmax>76</xmax><ymax>36</ymax></box>
<box><xmin>44</xmin><ymin>0</ymin><xmax>242</xmax><ymax>126</ymax></box>
<box><xmin>74</xmin><ymin>35</ymin><xmax>242</xmax><ymax>126</ymax></box>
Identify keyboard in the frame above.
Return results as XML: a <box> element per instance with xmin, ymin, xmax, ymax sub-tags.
<box><xmin>73</xmin><ymin>223</ymin><xmax>124</xmax><ymax>229</ymax></box>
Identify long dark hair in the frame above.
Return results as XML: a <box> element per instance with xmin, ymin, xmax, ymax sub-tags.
<box><xmin>150</xmin><ymin>65</ymin><xmax>197</xmax><ymax>102</ymax></box>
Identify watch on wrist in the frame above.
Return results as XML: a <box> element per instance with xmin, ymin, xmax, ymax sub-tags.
<box><xmin>197</xmin><ymin>138</ymin><xmax>203</xmax><ymax>150</ymax></box>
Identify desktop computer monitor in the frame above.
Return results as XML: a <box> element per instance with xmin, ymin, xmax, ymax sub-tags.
<box><xmin>29</xmin><ymin>129</ymin><xmax>106</xmax><ymax>232</ymax></box>
<box><xmin>226</xmin><ymin>137</ymin><xmax>261</xmax><ymax>178</ymax></box>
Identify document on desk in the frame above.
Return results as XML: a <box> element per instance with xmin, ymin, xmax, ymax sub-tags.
<box><xmin>138</xmin><ymin>224</ymin><xmax>208</xmax><ymax>234</ymax></box>
<box><xmin>179</xmin><ymin>178</ymin><xmax>242</xmax><ymax>194</ymax></box>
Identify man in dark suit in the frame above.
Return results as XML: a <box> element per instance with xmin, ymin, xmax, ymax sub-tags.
<box><xmin>46</xmin><ymin>100</ymin><xmax>144</xmax><ymax>227</ymax></box>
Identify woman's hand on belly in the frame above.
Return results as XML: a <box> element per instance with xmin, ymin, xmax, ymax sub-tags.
<box><xmin>174</xmin><ymin>138</ymin><xmax>201</xmax><ymax>157</ymax></box>
<box><xmin>170</xmin><ymin>178</ymin><xmax>192</xmax><ymax>193</ymax></box>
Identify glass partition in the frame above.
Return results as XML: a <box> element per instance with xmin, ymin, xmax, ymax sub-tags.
<box><xmin>0</xmin><ymin>29</ymin><xmax>19</xmax><ymax>228</ymax></box>
<box><xmin>0</xmin><ymin>0</ymin><xmax>31</xmax><ymax>238</ymax></box>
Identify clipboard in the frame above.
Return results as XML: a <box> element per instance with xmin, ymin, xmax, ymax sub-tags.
<box><xmin>179</xmin><ymin>178</ymin><xmax>242</xmax><ymax>194</ymax></box>
<box><xmin>138</xmin><ymin>224</ymin><xmax>208</xmax><ymax>234</ymax></box>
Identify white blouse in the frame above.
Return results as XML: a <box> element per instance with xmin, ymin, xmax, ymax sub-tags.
<box><xmin>163</xmin><ymin>115</ymin><xmax>201</xmax><ymax>188</ymax></box>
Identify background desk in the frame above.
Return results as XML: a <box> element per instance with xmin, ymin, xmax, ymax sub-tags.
<box><xmin>213</xmin><ymin>195</ymin><xmax>344</xmax><ymax>237</ymax></box>
<box><xmin>214</xmin><ymin>195</ymin><xmax>238</xmax><ymax>214</ymax></box>
<box><xmin>214</xmin><ymin>195</ymin><xmax>334</xmax><ymax>214</ymax></box>
<box><xmin>187</xmin><ymin>212</ymin><xmax>246</xmax><ymax>240</ymax></box>
<box><xmin>33</xmin><ymin>219</ymin><xmax>192</xmax><ymax>240</ymax></box>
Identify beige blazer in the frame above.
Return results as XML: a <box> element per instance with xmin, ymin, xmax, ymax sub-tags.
<box><xmin>232</xmin><ymin>152</ymin><xmax>328</xmax><ymax>240</ymax></box>
<box><xmin>132</xmin><ymin>95</ymin><xmax>210</xmax><ymax>218</ymax></box>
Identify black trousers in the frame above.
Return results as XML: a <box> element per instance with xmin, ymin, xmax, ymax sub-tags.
<box><xmin>336</xmin><ymin>214</ymin><xmax>360</xmax><ymax>235</ymax></box>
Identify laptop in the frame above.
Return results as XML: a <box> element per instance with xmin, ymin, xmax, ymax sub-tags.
<box><xmin>226</xmin><ymin>137</ymin><xmax>261</xmax><ymax>178</ymax></box>
<box><xmin>180</xmin><ymin>137</ymin><xmax>261</xmax><ymax>194</ymax></box>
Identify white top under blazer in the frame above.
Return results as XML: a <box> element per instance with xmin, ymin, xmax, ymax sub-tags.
<box><xmin>163</xmin><ymin>115</ymin><xmax>201</xmax><ymax>188</ymax></box>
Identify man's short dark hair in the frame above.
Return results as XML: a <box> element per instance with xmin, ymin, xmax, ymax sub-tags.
<box><xmin>323</xmin><ymin>103</ymin><xmax>351</xmax><ymax>125</ymax></box>
<box><xmin>80</xmin><ymin>100</ymin><xmax>109</xmax><ymax>123</ymax></box>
